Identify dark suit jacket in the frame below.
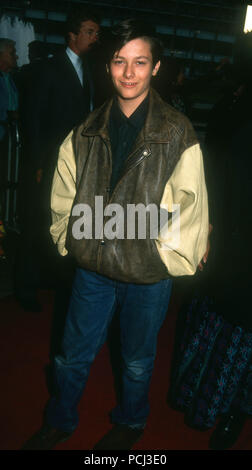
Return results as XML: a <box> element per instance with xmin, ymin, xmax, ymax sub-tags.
<box><xmin>22</xmin><ymin>49</ymin><xmax>94</xmax><ymax>173</ymax></box>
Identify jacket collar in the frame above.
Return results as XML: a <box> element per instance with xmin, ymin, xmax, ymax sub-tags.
<box><xmin>81</xmin><ymin>88</ymin><xmax>173</xmax><ymax>143</ymax></box>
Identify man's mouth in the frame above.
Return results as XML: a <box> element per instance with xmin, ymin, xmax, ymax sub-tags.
<box><xmin>120</xmin><ymin>82</ymin><xmax>137</xmax><ymax>88</ymax></box>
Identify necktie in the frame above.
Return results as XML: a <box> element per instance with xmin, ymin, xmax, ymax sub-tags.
<box><xmin>76</xmin><ymin>57</ymin><xmax>83</xmax><ymax>86</ymax></box>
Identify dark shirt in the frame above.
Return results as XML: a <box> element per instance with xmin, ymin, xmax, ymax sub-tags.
<box><xmin>109</xmin><ymin>94</ymin><xmax>149</xmax><ymax>193</ymax></box>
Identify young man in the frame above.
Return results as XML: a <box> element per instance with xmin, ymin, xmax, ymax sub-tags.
<box><xmin>22</xmin><ymin>19</ymin><xmax>208</xmax><ymax>450</ymax></box>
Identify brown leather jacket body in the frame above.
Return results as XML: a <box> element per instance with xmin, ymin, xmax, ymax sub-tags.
<box><xmin>51</xmin><ymin>89</ymin><xmax>209</xmax><ymax>284</ymax></box>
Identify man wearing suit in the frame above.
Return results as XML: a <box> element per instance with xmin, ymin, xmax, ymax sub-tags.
<box><xmin>27</xmin><ymin>11</ymin><xmax>100</xmax><ymax>179</ymax></box>
<box><xmin>15</xmin><ymin>7</ymin><xmax>100</xmax><ymax>312</ymax></box>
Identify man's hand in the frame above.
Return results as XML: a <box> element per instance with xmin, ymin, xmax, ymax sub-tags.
<box><xmin>198</xmin><ymin>223</ymin><xmax>213</xmax><ymax>271</ymax></box>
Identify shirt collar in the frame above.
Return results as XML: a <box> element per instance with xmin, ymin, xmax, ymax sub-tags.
<box><xmin>66</xmin><ymin>47</ymin><xmax>82</xmax><ymax>69</ymax></box>
<box><xmin>111</xmin><ymin>94</ymin><xmax>150</xmax><ymax>130</ymax></box>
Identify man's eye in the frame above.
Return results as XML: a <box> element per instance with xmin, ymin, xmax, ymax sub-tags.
<box><xmin>113</xmin><ymin>60</ymin><xmax>124</xmax><ymax>65</ymax></box>
<box><xmin>136</xmin><ymin>61</ymin><xmax>146</xmax><ymax>65</ymax></box>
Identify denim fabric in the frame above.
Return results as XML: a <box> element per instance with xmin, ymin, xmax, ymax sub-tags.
<box><xmin>46</xmin><ymin>268</ymin><xmax>172</xmax><ymax>432</ymax></box>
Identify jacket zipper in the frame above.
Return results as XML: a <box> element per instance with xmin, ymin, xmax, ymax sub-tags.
<box><xmin>96</xmin><ymin>139</ymin><xmax>168</xmax><ymax>270</ymax></box>
<box><xmin>96</xmin><ymin>138</ymin><xmax>113</xmax><ymax>270</ymax></box>
<box><xmin>108</xmin><ymin>146</ymin><xmax>152</xmax><ymax>201</ymax></box>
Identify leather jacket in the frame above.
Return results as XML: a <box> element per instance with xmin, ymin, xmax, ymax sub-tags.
<box><xmin>50</xmin><ymin>89</ymin><xmax>209</xmax><ymax>283</ymax></box>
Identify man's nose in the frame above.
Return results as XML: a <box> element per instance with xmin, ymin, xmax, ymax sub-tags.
<box><xmin>124</xmin><ymin>64</ymin><xmax>134</xmax><ymax>78</ymax></box>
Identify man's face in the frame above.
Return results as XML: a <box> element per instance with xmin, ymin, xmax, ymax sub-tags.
<box><xmin>0</xmin><ymin>45</ymin><xmax>18</xmax><ymax>72</ymax></box>
<box><xmin>69</xmin><ymin>20</ymin><xmax>100</xmax><ymax>56</ymax></box>
<box><xmin>109</xmin><ymin>38</ymin><xmax>160</xmax><ymax>107</ymax></box>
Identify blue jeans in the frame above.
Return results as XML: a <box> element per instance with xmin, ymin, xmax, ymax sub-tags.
<box><xmin>46</xmin><ymin>268</ymin><xmax>172</xmax><ymax>432</ymax></box>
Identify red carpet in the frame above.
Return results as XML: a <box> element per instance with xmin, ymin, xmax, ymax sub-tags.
<box><xmin>0</xmin><ymin>290</ymin><xmax>251</xmax><ymax>451</ymax></box>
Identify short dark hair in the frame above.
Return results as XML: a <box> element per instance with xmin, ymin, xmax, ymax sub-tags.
<box><xmin>106</xmin><ymin>18</ymin><xmax>163</xmax><ymax>67</ymax></box>
<box><xmin>65</xmin><ymin>6</ymin><xmax>100</xmax><ymax>41</ymax></box>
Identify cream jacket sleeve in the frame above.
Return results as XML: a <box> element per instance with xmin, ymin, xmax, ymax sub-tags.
<box><xmin>156</xmin><ymin>143</ymin><xmax>209</xmax><ymax>276</ymax></box>
<box><xmin>50</xmin><ymin>131</ymin><xmax>76</xmax><ymax>256</ymax></box>
<box><xmin>50</xmin><ymin>136</ymin><xmax>208</xmax><ymax>275</ymax></box>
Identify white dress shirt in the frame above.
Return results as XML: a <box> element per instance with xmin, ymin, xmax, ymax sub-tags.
<box><xmin>66</xmin><ymin>47</ymin><xmax>83</xmax><ymax>86</ymax></box>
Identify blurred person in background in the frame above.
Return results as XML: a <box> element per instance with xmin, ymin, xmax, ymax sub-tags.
<box><xmin>15</xmin><ymin>6</ymin><xmax>100</xmax><ymax>313</ymax></box>
<box><xmin>0</xmin><ymin>38</ymin><xmax>18</xmax><ymax>260</ymax></box>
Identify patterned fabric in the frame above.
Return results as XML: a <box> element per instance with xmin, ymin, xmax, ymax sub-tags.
<box><xmin>171</xmin><ymin>296</ymin><xmax>252</xmax><ymax>429</ymax></box>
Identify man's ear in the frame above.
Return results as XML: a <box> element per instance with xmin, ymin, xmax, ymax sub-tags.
<box><xmin>68</xmin><ymin>31</ymin><xmax>76</xmax><ymax>44</ymax></box>
<box><xmin>152</xmin><ymin>60</ymin><xmax>161</xmax><ymax>76</ymax></box>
